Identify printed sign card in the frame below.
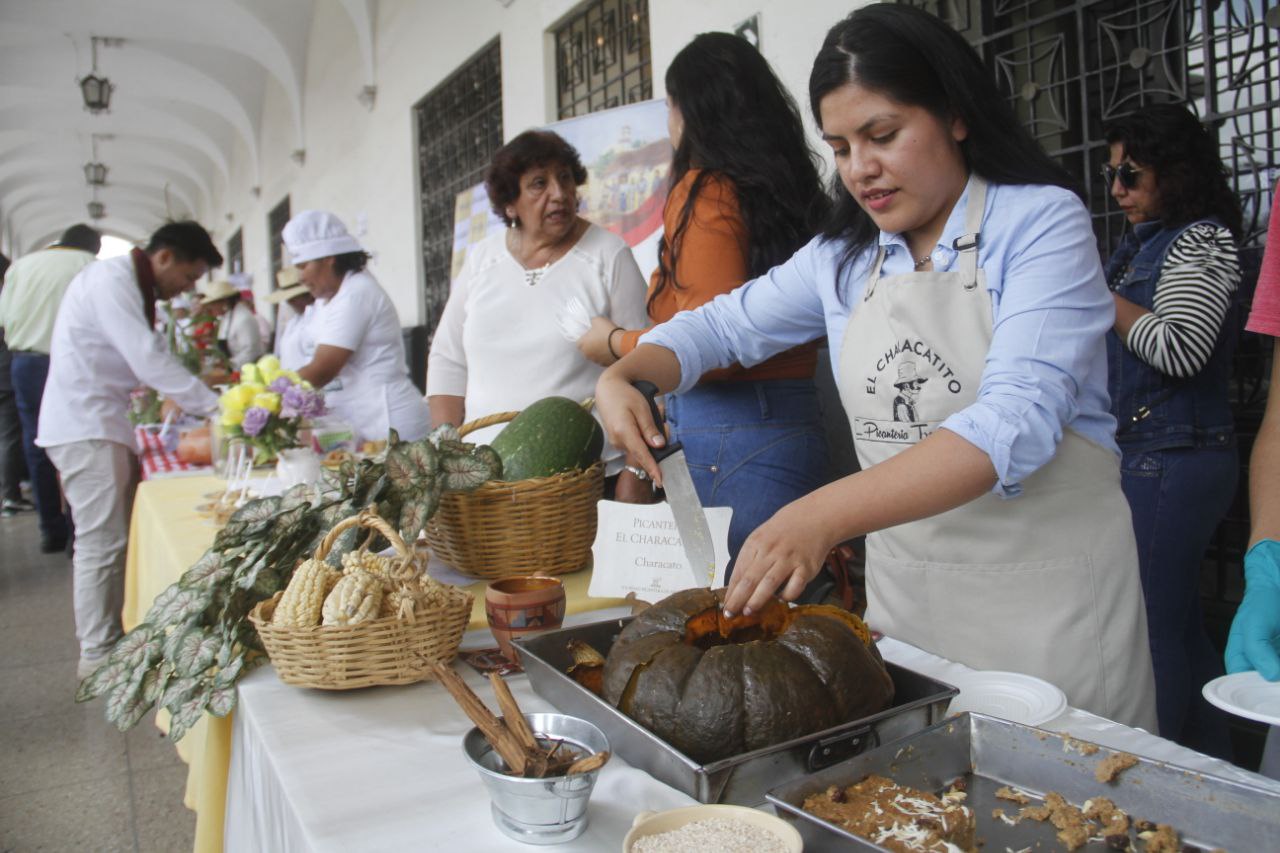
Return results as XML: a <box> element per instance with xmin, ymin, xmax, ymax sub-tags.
<box><xmin>589</xmin><ymin>500</ymin><xmax>733</xmax><ymax>600</ymax></box>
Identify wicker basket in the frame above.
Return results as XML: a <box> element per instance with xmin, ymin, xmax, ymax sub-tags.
<box><xmin>250</xmin><ymin>510</ymin><xmax>473</xmax><ymax>690</ymax></box>
<box><xmin>425</xmin><ymin>410</ymin><xmax>605</xmax><ymax>580</ymax></box>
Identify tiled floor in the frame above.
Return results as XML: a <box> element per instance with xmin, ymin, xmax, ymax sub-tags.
<box><xmin>0</xmin><ymin>506</ymin><xmax>195</xmax><ymax>852</ymax></box>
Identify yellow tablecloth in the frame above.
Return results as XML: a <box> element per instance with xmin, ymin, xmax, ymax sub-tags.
<box><xmin>122</xmin><ymin>474</ymin><xmax>623</xmax><ymax>853</ymax></box>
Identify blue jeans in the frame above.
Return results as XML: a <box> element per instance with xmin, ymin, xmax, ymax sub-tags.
<box><xmin>665</xmin><ymin>379</ymin><xmax>830</xmax><ymax>579</ymax></box>
<box><xmin>1121</xmin><ymin>444</ymin><xmax>1236</xmax><ymax>757</ymax></box>
<box><xmin>11</xmin><ymin>353</ymin><xmax>69</xmax><ymax>543</ymax></box>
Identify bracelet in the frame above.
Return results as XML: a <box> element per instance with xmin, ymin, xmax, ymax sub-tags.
<box><xmin>606</xmin><ymin>327</ymin><xmax>624</xmax><ymax>361</ymax></box>
<box><xmin>623</xmin><ymin>464</ymin><xmax>650</xmax><ymax>481</ymax></box>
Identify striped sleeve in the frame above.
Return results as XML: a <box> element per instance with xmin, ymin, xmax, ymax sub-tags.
<box><xmin>1125</xmin><ymin>223</ymin><xmax>1239</xmax><ymax>378</ymax></box>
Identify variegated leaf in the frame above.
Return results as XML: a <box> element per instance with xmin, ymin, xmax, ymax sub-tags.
<box><xmin>179</xmin><ymin>552</ymin><xmax>228</xmax><ymax>589</ymax></box>
<box><xmin>228</xmin><ymin>495</ymin><xmax>282</xmax><ymax>526</ymax></box>
<box><xmin>76</xmin><ymin>658</ymin><xmax>132</xmax><ymax>703</ymax></box>
<box><xmin>213</xmin><ymin>654</ymin><xmax>247</xmax><ymax>688</ymax></box>
<box><xmin>144</xmin><ymin>584</ymin><xmax>212</xmax><ymax>626</ymax></box>
<box><xmin>249</xmin><ymin>566</ymin><xmax>282</xmax><ymax>598</ymax></box>
<box><xmin>429</xmin><ymin>423</ymin><xmax>461</xmax><ymax>444</ymax></box>
<box><xmin>470</xmin><ymin>445</ymin><xmax>503</xmax><ymax>482</ymax></box>
<box><xmin>160</xmin><ymin>675</ymin><xmax>199</xmax><ymax>712</ymax></box>
<box><xmin>142</xmin><ymin>665</ymin><xmax>170</xmax><ymax>704</ymax></box>
<box><xmin>167</xmin><ymin>685</ymin><xmax>210</xmax><ymax>743</ymax></box>
<box><xmin>398</xmin><ymin>490</ymin><xmax>440</xmax><ymax>541</ymax></box>
<box><xmin>439</xmin><ymin>451</ymin><xmax>493</xmax><ymax>492</ymax></box>
<box><xmin>206</xmin><ymin>684</ymin><xmax>237</xmax><ymax>718</ymax></box>
<box><xmin>105</xmin><ymin>672</ymin><xmax>153</xmax><ymax>731</ymax></box>
<box><xmin>173</xmin><ymin>628</ymin><xmax>221</xmax><ymax>677</ymax></box>
<box><xmin>278</xmin><ymin>482</ymin><xmax>316</xmax><ymax>514</ymax></box>
<box><xmin>106</xmin><ymin>624</ymin><xmax>159</xmax><ymax>668</ymax></box>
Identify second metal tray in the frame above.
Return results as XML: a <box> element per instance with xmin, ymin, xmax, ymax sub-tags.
<box><xmin>514</xmin><ymin>616</ymin><xmax>957</xmax><ymax>806</ymax></box>
<box><xmin>767</xmin><ymin>712</ymin><xmax>1280</xmax><ymax>852</ymax></box>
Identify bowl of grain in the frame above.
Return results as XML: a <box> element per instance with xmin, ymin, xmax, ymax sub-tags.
<box><xmin>623</xmin><ymin>803</ymin><xmax>803</xmax><ymax>853</ymax></box>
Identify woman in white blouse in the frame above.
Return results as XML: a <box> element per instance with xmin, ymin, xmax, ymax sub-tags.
<box><xmin>282</xmin><ymin>210</ymin><xmax>429</xmax><ymax>443</ymax></box>
<box><xmin>427</xmin><ymin>129</ymin><xmax>649</xmax><ymax>499</ymax></box>
<box><xmin>198</xmin><ymin>280</ymin><xmax>264</xmax><ymax>367</ymax></box>
<box><xmin>264</xmin><ymin>266</ymin><xmax>315</xmax><ymax>372</ymax></box>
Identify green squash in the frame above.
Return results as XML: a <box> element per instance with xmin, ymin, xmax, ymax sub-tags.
<box><xmin>489</xmin><ymin>396</ymin><xmax>604</xmax><ymax>481</ymax></box>
<box><xmin>601</xmin><ymin>587</ymin><xmax>895</xmax><ymax>764</ymax></box>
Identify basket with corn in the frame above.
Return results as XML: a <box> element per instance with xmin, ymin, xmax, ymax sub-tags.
<box><xmin>249</xmin><ymin>508</ymin><xmax>472</xmax><ymax>689</ymax></box>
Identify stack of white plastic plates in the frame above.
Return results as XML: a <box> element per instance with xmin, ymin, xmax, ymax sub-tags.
<box><xmin>1202</xmin><ymin>672</ymin><xmax>1280</xmax><ymax>726</ymax></box>
<box><xmin>946</xmin><ymin>670</ymin><xmax>1068</xmax><ymax>727</ymax></box>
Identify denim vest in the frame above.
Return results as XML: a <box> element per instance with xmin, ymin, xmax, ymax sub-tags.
<box><xmin>1105</xmin><ymin>219</ymin><xmax>1236</xmax><ymax>453</ymax></box>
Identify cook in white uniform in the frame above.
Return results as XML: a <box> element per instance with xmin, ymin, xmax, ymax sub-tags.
<box><xmin>594</xmin><ymin>5</ymin><xmax>1158</xmax><ymax>731</ymax></box>
<box><xmin>198</xmin><ymin>279</ymin><xmax>264</xmax><ymax>367</ymax></box>
<box><xmin>263</xmin><ymin>267</ymin><xmax>316</xmax><ymax>372</ymax></box>
<box><xmin>282</xmin><ymin>210</ymin><xmax>429</xmax><ymax>443</ymax></box>
<box><xmin>38</xmin><ymin>221</ymin><xmax>222</xmax><ymax>678</ymax></box>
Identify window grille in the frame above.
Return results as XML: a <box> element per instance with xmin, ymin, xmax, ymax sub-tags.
<box><xmin>414</xmin><ymin>38</ymin><xmax>503</xmax><ymax>339</ymax></box>
<box><xmin>267</xmin><ymin>197</ymin><xmax>291</xmax><ymax>280</ymax></box>
<box><xmin>554</xmin><ymin>0</ymin><xmax>652</xmax><ymax>119</ymax></box>
<box><xmin>226</xmin><ymin>228</ymin><xmax>243</xmax><ymax>277</ymax></box>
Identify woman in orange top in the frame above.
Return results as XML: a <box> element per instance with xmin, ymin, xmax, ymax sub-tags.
<box><xmin>580</xmin><ymin>32</ymin><xmax>831</xmax><ymax>574</ymax></box>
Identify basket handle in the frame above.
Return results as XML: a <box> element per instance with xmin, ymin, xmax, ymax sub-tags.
<box><xmin>456</xmin><ymin>398</ymin><xmax>595</xmax><ymax>438</ymax></box>
<box><xmin>312</xmin><ymin>507</ymin><xmax>413</xmax><ymax>563</ymax></box>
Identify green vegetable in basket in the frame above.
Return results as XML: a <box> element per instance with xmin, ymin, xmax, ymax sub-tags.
<box><xmin>490</xmin><ymin>397</ymin><xmax>603</xmax><ymax>481</ymax></box>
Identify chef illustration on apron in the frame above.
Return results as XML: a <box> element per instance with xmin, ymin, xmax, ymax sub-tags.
<box><xmin>838</xmin><ymin>178</ymin><xmax>1158</xmax><ymax>731</ymax></box>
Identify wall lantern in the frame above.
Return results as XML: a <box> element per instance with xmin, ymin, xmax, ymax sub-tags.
<box><xmin>87</xmin><ymin>201</ymin><xmax>106</xmax><ymax>219</ymax></box>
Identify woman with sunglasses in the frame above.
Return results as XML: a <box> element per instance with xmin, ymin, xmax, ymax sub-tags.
<box><xmin>595</xmin><ymin>4</ymin><xmax>1157</xmax><ymax>730</ymax></box>
<box><xmin>1104</xmin><ymin>103</ymin><xmax>1242</xmax><ymax>756</ymax></box>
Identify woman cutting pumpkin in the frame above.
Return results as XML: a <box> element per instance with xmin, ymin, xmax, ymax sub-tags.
<box><xmin>594</xmin><ymin>5</ymin><xmax>1158</xmax><ymax>730</ymax></box>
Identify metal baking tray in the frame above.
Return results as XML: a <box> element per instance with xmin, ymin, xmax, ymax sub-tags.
<box><xmin>513</xmin><ymin>616</ymin><xmax>957</xmax><ymax>806</ymax></box>
<box><xmin>767</xmin><ymin>712</ymin><xmax>1280</xmax><ymax>852</ymax></box>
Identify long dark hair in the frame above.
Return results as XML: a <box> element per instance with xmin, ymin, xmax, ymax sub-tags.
<box><xmin>1104</xmin><ymin>104</ymin><xmax>1242</xmax><ymax>240</ymax></box>
<box><xmin>652</xmin><ymin>32</ymin><xmax>827</xmax><ymax>312</ymax></box>
<box><xmin>809</xmin><ymin>5</ymin><xmax>1076</xmax><ymax>278</ymax></box>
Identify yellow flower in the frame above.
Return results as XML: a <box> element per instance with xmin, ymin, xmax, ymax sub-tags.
<box><xmin>228</xmin><ymin>385</ymin><xmax>258</xmax><ymax>409</ymax></box>
<box><xmin>240</xmin><ymin>363</ymin><xmax>262</xmax><ymax>385</ymax></box>
<box><xmin>221</xmin><ymin>408</ymin><xmax>244</xmax><ymax>427</ymax></box>
<box><xmin>257</xmin><ymin>354</ymin><xmax>281</xmax><ymax>374</ymax></box>
<box><xmin>252</xmin><ymin>392</ymin><xmax>281</xmax><ymax>414</ymax></box>
<box><xmin>281</xmin><ymin>369</ymin><xmax>302</xmax><ymax>383</ymax></box>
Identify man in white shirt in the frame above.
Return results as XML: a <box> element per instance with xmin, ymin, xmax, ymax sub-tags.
<box><xmin>0</xmin><ymin>224</ymin><xmax>101</xmax><ymax>551</ymax></box>
<box><xmin>37</xmin><ymin>221</ymin><xmax>223</xmax><ymax>678</ymax></box>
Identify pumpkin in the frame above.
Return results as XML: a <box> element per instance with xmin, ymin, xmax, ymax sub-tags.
<box><xmin>601</xmin><ymin>587</ymin><xmax>894</xmax><ymax>764</ymax></box>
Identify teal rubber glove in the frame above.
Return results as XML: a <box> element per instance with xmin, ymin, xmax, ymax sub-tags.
<box><xmin>1225</xmin><ymin>539</ymin><xmax>1280</xmax><ymax>681</ymax></box>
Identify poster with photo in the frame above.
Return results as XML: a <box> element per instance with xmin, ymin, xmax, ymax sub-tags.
<box><xmin>450</xmin><ymin>98</ymin><xmax>671</xmax><ymax>283</ymax></box>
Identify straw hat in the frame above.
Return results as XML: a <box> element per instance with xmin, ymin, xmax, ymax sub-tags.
<box><xmin>197</xmin><ymin>279</ymin><xmax>239</xmax><ymax>305</ymax></box>
<box><xmin>264</xmin><ymin>283</ymin><xmax>308</xmax><ymax>304</ymax></box>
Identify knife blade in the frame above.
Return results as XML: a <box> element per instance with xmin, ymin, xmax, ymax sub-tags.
<box><xmin>634</xmin><ymin>381</ymin><xmax>716</xmax><ymax>589</ymax></box>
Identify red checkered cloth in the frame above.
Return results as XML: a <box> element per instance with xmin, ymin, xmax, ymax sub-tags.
<box><xmin>135</xmin><ymin>426</ymin><xmax>214</xmax><ymax>480</ymax></box>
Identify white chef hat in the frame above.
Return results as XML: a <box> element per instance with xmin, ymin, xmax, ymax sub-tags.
<box><xmin>282</xmin><ymin>210</ymin><xmax>363</xmax><ymax>264</ymax></box>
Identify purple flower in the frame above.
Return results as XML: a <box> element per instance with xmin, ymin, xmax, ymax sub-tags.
<box><xmin>282</xmin><ymin>385</ymin><xmax>326</xmax><ymax>419</ymax></box>
<box><xmin>268</xmin><ymin>376</ymin><xmax>293</xmax><ymax>394</ymax></box>
<box><xmin>241</xmin><ymin>406</ymin><xmax>271</xmax><ymax>437</ymax></box>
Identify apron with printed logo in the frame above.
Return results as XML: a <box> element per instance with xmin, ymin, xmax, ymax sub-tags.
<box><xmin>837</xmin><ymin>178</ymin><xmax>1157</xmax><ymax>730</ymax></box>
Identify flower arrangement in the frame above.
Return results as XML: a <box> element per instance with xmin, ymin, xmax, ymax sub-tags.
<box><xmin>219</xmin><ymin>354</ymin><xmax>325</xmax><ymax>462</ymax></box>
<box><xmin>166</xmin><ymin>308</ymin><xmax>231</xmax><ymax>379</ymax></box>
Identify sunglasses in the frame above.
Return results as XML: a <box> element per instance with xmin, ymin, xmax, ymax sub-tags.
<box><xmin>1101</xmin><ymin>162</ymin><xmax>1145</xmax><ymax>190</ymax></box>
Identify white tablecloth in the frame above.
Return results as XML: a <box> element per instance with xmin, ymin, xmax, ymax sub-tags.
<box><xmin>224</xmin><ymin>612</ymin><xmax>1280</xmax><ymax>852</ymax></box>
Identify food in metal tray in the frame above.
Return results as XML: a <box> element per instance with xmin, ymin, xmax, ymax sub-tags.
<box><xmin>569</xmin><ymin>587</ymin><xmax>894</xmax><ymax>764</ymax></box>
<box><xmin>802</xmin><ymin>774</ymin><xmax>976</xmax><ymax>853</ymax></box>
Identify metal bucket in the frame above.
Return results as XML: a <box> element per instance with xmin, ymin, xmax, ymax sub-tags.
<box><xmin>462</xmin><ymin>712</ymin><xmax>610</xmax><ymax>845</ymax></box>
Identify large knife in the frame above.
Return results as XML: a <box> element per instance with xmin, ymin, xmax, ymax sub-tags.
<box><xmin>633</xmin><ymin>381</ymin><xmax>716</xmax><ymax>589</ymax></box>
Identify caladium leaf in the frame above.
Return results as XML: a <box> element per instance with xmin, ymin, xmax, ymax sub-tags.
<box><xmin>249</xmin><ymin>566</ymin><xmax>282</xmax><ymax>598</ymax></box>
<box><xmin>105</xmin><ymin>671</ymin><xmax>152</xmax><ymax>732</ymax></box>
<box><xmin>145</xmin><ymin>583</ymin><xmax>213</xmax><ymax>626</ymax></box>
<box><xmin>228</xmin><ymin>495</ymin><xmax>282</xmax><ymax>526</ymax></box>
<box><xmin>160</xmin><ymin>675</ymin><xmax>200</xmax><ymax>712</ymax></box>
<box><xmin>206</xmin><ymin>684</ymin><xmax>237</xmax><ymax>718</ymax></box>
<box><xmin>387</xmin><ymin>427</ymin><xmax>401</xmax><ymax>446</ymax></box>
<box><xmin>167</xmin><ymin>684</ymin><xmax>210</xmax><ymax>743</ymax></box>
<box><xmin>429</xmin><ymin>423</ymin><xmax>461</xmax><ymax>444</ymax></box>
<box><xmin>172</xmin><ymin>627</ymin><xmax>221</xmax><ymax>677</ymax></box>
<box><xmin>76</xmin><ymin>658</ymin><xmax>132</xmax><ymax>703</ymax></box>
<box><xmin>439</xmin><ymin>450</ymin><xmax>494</xmax><ymax>492</ymax></box>
<box><xmin>278</xmin><ymin>482</ymin><xmax>316</xmax><ymax>514</ymax></box>
<box><xmin>399</xmin><ymin>490</ymin><xmax>441</xmax><ymax>541</ymax></box>
<box><xmin>179</xmin><ymin>552</ymin><xmax>229</xmax><ymax>589</ymax></box>
<box><xmin>470</xmin><ymin>445</ymin><xmax>503</xmax><ymax>482</ymax></box>
<box><xmin>214</xmin><ymin>654</ymin><xmax>247</xmax><ymax>688</ymax></box>
<box><xmin>435</xmin><ymin>438</ymin><xmax>472</xmax><ymax>456</ymax></box>
<box><xmin>386</xmin><ymin>440</ymin><xmax>437</xmax><ymax>491</ymax></box>
<box><xmin>107</xmin><ymin>624</ymin><xmax>162</xmax><ymax>669</ymax></box>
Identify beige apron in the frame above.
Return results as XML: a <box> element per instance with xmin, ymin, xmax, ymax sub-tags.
<box><xmin>838</xmin><ymin>178</ymin><xmax>1157</xmax><ymax>730</ymax></box>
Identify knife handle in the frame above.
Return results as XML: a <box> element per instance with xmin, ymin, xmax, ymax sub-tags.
<box><xmin>631</xmin><ymin>380</ymin><xmax>680</xmax><ymax>462</ymax></box>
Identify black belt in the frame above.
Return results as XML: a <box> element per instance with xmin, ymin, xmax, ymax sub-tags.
<box><xmin>9</xmin><ymin>350</ymin><xmax>49</xmax><ymax>355</ymax></box>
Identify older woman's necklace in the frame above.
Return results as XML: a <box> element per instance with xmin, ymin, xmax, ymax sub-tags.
<box><xmin>509</xmin><ymin>221</ymin><xmax>580</xmax><ymax>286</ymax></box>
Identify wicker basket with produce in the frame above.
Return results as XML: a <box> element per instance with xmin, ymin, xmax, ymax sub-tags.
<box><xmin>425</xmin><ymin>397</ymin><xmax>605</xmax><ymax>580</ymax></box>
<box><xmin>251</xmin><ymin>509</ymin><xmax>472</xmax><ymax>689</ymax></box>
